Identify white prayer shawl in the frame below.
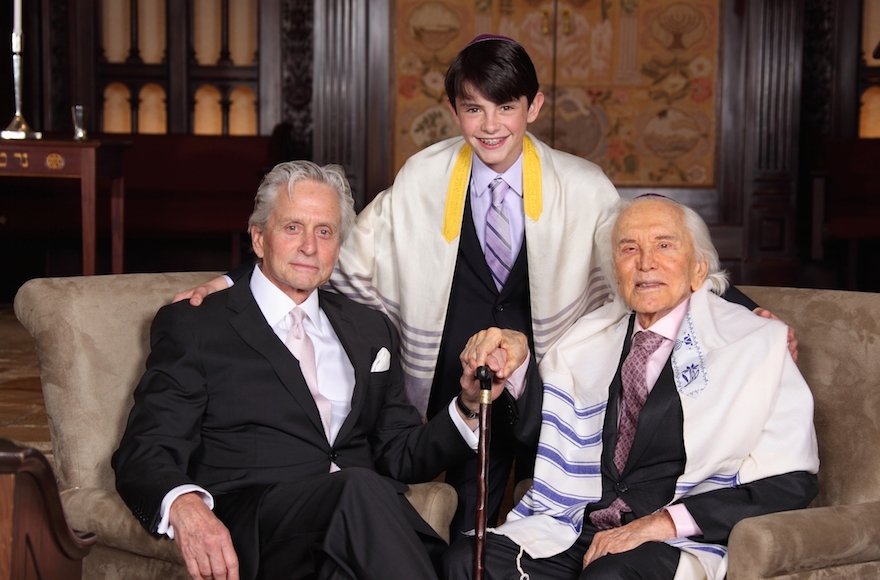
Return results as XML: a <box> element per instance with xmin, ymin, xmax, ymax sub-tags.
<box><xmin>330</xmin><ymin>133</ymin><xmax>620</xmax><ymax>415</ymax></box>
<box><xmin>494</xmin><ymin>281</ymin><xmax>819</xmax><ymax>580</ymax></box>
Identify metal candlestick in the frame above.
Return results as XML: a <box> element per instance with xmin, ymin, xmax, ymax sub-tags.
<box><xmin>2</xmin><ymin>32</ymin><xmax>42</xmax><ymax>139</ymax></box>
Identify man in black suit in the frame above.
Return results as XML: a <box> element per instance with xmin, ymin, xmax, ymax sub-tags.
<box><xmin>111</xmin><ymin>161</ymin><xmax>518</xmax><ymax>580</ymax></box>
<box><xmin>443</xmin><ymin>196</ymin><xmax>819</xmax><ymax>580</ymax></box>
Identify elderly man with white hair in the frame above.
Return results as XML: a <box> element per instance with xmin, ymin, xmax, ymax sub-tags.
<box><xmin>445</xmin><ymin>195</ymin><xmax>819</xmax><ymax>580</ymax></box>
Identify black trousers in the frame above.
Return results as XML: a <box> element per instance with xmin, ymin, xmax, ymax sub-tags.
<box><xmin>446</xmin><ymin>399</ymin><xmax>536</xmax><ymax>538</ymax></box>
<box><xmin>219</xmin><ymin>467</ymin><xmax>442</xmax><ymax>580</ymax></box>
<box><xmin>442</xmin><ymin>527</ymin><xmax>680</xmax><ymax>580</ymax></box>
<box><xmin>445</xmin><ymin>436</ymin><xmax>515</xmax><ymax>539</ymax></box>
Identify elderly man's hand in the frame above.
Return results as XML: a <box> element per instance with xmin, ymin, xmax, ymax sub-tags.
<box><xmin>169</xmin><ymin>492</ymin><xmax>240</xmax><ymax>580</ymax></box>
<box><xmin>173</xmin><ymin>275</ymin><xmax>230</xmax><ymax>306</ymax></box>
<box><xmin>582</xmin><ymin>511</ymin><xmax>676</xmax><ymax>569</ymax></box>
<box><xmin>457</xmin><ymin>328</ymin><xmax>529</xmax><ymax>421</ymax></box>
<box><xmin>753</xmin><ymin>307</ymin><xmax>798</xmax><ymax>362</ymax></box>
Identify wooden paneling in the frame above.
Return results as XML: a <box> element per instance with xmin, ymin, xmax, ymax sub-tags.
<box><xmin>743</xmin><ymin>0</ymin><xmax>803</xmax><ymax>261</ymax></box>
<box><xmin>833</xmin><ymin>0</ymin><xmax>862</xmax><ymax>138</ymax></box>
<box><xmin>167</xmin><ymin>1</ymin><xmax>189</xmax><ymax>133</ymax></box>
<box><xmin>719</xmin><ymin>0</ymin><xmax>747</xmax><ymax>225</ymax></box>
<box><xmin>313</xmin><ymin>0</ymin><xmax>391</xmax><ymax>208</ymax></box>
<box><xmin>365</xmin><ymin>0</ymin><xmax>391</xmax><ymax>202</ymax></box>
<box><xmin>258</xmin><ymin>0</ymin><xmax>282</xmax><ymax>135</ymax></box>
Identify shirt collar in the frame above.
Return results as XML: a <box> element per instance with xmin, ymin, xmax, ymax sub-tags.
<box><xmin>471</xmin><ymin>151</ymin><xmax>524</xmax><ymax>198</ymax></box>
<box><xmin>249</xmin><ymin>265</ymin><xmax>325</xmax><ymax>335</ymax></box>
<box><xmin>633</xmin><ymin>295</ymin><xmax>691</xmax><ymax>342</ymax></box>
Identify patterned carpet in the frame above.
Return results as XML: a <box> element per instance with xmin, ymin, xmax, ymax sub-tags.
<box><xmin>0</xmin><ymin>304</ymin><xmax>52</xmax><ymax>460</ymax></box>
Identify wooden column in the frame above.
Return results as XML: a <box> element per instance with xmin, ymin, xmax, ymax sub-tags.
<box><xmin>365</xmin><ymin>0</ymin><xmax>391</xmax><ymax>201</ymax></box>
<box><xmin>125</xmin><ymin>0</ymin><xmax>143</xmax><ymax>65</ymax></box>
<box><xmin>258</xmin><ymin>0</ymin><xmax>282</xmax><ymax>135</ymax></box>
<box><xmin>167</xmin><ymin>0</ymin><xmax>190</xmax><ymax>133</ymax></box>
<box><xmin>313</xmin><ymin>0</ymin><xmax>366</xmax><ymax>207</ymax></box>
<box><xmin>70</xmin><ymin>0</ymin><xmax>98</xmax><ymax>131</ymax></box>
<box><xmin>313</xmin><ymin>0</ymin><xmax>390</xmax><ymax>209</ymax></box>
<box><xmin>740</xmin><ymin>0</ymin><xmax>805</xmax><ymax>282</ymax></box>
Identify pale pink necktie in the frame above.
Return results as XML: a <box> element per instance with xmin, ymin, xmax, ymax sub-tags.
<box><xmin>589</xmin><ymin>330</ymin><xmax>665</xmax><ymax>530</ymax></box>
<box><xmin>485</xmin><ymin>177</ymin><xmax>513</xmax><ymax>291</ymax></box>
<box><xmin>285</xmin><ymin>307</ymin><xmax>332</xmax><ymax>441</ymax></box>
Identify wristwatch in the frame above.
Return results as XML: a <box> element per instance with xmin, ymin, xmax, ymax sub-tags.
<box><xmin>456</xmin><ymin>393</ymin><xmax>479</xmax><ymax>420</ymax></box>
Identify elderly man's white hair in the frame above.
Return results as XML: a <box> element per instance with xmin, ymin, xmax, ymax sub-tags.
<box><xmin>248</xmin><ymin>160</ymin><xmax>356</xmax><ymax>241</ymax></box>
<box><xmin>594</xmin><ymin>195</ymin><xmax>729</xmax><ymax>297</ymax></box>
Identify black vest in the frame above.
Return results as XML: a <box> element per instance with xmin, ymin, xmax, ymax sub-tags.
<box><xmin>426</xmin><ymin>193</ymin><xmax>533</xmax><ymax>418</ymax></box>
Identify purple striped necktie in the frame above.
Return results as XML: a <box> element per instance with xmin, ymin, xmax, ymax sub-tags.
<box><xmin>484</xmin><ymin>177</ymin><xmax>513</xmax><ymax>290</ymax></box>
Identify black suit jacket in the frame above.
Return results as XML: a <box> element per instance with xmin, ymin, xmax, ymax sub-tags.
<box><xmin>112</xmin><ymin>275</ymin><xmax>473</xmax><ymax>559</ymax></box>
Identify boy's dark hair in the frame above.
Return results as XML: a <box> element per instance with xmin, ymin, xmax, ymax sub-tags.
<box><xmin>445</xmin><ymin>37</ymin><xmax>540</xmax><ymax>109</ymax></box>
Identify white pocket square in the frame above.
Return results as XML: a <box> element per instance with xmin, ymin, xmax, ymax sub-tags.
<box><xmin>370</xmin><ymin>347</ymin><xmax>391</xmax><ymax>373</ymax></box>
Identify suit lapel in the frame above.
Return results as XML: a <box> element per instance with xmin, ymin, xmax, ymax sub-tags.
<box><xmin>226</xmin><ymin>279</ymin><xmax>328</xmax><ymax>439</ymax></box>
<box><xmin>461</xmin><ymin>192</ymin><xmax>498</xmax><ymax>295</ymax></box>
<box><xmin>318</xmin><ymin>291</ymin><xmax>371</xmax><ymax>443</ymax></box>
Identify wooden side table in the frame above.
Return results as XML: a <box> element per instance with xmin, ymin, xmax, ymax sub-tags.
<box><xmin>0</xmin><ymin>140</ymin><xmax>127</xmax><ymax>275</ymax></box>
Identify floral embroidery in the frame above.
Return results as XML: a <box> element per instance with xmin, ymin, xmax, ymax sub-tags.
<box><xmin>673</xmin><ymin>311</ymin><xmax>708</xmax><ymax>397</ymax></box>
<box><xmin>680</xmin><ymin>363</ymin><xmax>700</xmax><ymax>386</ymax></box>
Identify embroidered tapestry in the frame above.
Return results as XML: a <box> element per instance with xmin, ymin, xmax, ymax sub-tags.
<box><xmin>394</xmin><ymin>0</ymin><xmax>720</xmax><ymax>187</ymax></box>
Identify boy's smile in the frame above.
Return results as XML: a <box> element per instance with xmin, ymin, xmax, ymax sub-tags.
<box><xmin>449</xmin><ymin>85</ymin><xmax>544</xmax><ymax>174</ymax></box>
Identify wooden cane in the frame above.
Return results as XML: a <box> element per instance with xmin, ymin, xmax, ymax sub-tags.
<box><xmin>474</xmin><ymin>365</ymin><xmax>493</xmax><ymax>580</ymax></box>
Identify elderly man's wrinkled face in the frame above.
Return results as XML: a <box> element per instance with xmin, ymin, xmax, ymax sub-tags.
<box><xmin>612</xmin><ymin>200</ymin><xmax>708</xmax><ymax>328</ymax></box>
<box><xmin>251</xmin><ymin>179</ymin><xmax>342</xmax><ymax>304</ymax></box>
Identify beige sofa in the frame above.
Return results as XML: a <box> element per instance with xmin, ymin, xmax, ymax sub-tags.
<box><xmin>13</xmin><ymin>272</ymin><xmax>457</xmax><ymax>580</ymax></box>
<box><xmin>14</xmin><ymin>275</ymin><xmax>880</xmax><ymax>579</ymax></box>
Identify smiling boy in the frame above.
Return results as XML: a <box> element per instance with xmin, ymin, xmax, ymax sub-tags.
<box><xmin>330</xmin><ymin>36</ymin><xmax>623</xmax><ymax>536</ymax></box>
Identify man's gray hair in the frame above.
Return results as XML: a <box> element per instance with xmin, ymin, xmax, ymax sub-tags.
<box><xmin>248</xmin><ymin>160</ymin><xmax>356</xmax><ymax>241</ymax></box>
<box><xmin>594</xmin><ymin>196</ymin><xmax>729</xmax><ymax>297</ymax></box>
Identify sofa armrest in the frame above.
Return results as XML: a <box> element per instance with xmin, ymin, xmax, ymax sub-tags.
<box><xmin>405</xmin><ymin>481</ymin><xmax>458</xmax><ymax>544</ymax></box>
<box><xmin>728</xmin><ymin>502</ymin><xmax>880</xmax><ymax>579</ymax></box>
<box><xmin>60</xmin><ymin>487</ymin><xmax>183</xmax><ymax>565</ymax></box>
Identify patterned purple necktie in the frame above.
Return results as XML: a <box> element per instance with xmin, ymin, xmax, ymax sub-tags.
<box><xmin>484</xmin><ymin>177</ymin><xmax>513</xmax><ymax>291</ymax></box>
<box><xmin>589</xmin><ymin>330</ymin><xmax>665</xmax><ymax>530</ymax></box>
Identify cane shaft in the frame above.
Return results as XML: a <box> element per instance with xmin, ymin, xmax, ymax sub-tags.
<box><xmin>474</xmin><ymin>366</ymin><xmax>493</xmax><ymax>580</ymax></box>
